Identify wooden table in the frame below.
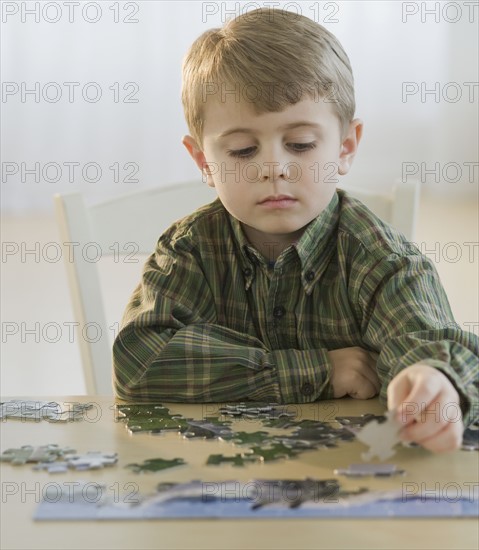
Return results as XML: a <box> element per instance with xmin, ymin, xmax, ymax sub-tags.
<box><xmin>1</xmin><ymin>396</ymin><xmax>478</xmax><ymax>549</ymax></box>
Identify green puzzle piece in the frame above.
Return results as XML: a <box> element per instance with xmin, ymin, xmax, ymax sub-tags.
<box><xmin>128</xmin><ymin>417</ymin><xmax>189</xmax><ymax>434</ymax></box>
<box><xmin>0</xmin><ymin>445</ymin><xmax>76</xmax><ymax>465</ymax></box>
<box><xmin>249</xmin><ymin>443</ymin><xmax>299</xmax><ymax>462</ymax></box>
<box><xmin>116</xmin><ymin>404</ymin><xmax>190</xmax><ymax>434</ymax></box>
<box><xmin>231</xmin><ymin>431</ymin><xmax>272</xmax><ymax>446</ymax></box>
<box><xmin>206</xmin><ymin>453</ymin><xmax>259</xmax><ymax>467</ymax></box>
<box><xmin>116</xmin><ymin>404</ymin><xmax>171</xmax><ymax>417</ymax></box>
<box><xmin>261</xmin><ymin>417</ymin><xmax>297</xmax><ymax>429</ymax></box>
<box><xmin>125</xmin><ymin>457</ymin><xmax>186</xmax><ymax>473</ymax></box>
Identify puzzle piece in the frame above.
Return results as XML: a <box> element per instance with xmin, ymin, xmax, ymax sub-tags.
<box><xmin>219</xmin><ymin>403</ymin><xmax>276</xmax><ymax>416</ymax></box>
<box><xmin>250</xmin><ymin>478</ymin><xmax>341</xmax><ymax>509</ymax></box>
<box><xmin>67</xmin><ymin>451</ymin><xmax>118</xmax><ymax>470</ymax></box>
<box><xmin>289</xmin><ymin>419</ymin><xmax>334</xmax><ymax>430</ymax></box>
<box><xmin>34</xmin><ymin>478</ymin><xmax>479</xmax><ymax>519</ymax></box>
<box><xmin>290</xmin><ymin>423</ymin><xmax>355</xmax><ymax>442</ymax></box>
<box><xmin>273</xmin><ymin>437</ymin><xmax>321</xmax><ymax>451</ymax></box>
<box><xmin>248</xmin><ymin>443</ymin><xmax>298</xmax><ymax>462</ymax></box>
<box><xmin>125</xmin><ymin>457</ymin><xmax>186</xmax><ymax>473</ymax></box>
<box><xmin>33</xmin><ymin>461</ymin><xmax>70</xmax><ymax>474</ymax></box>
<box><xmin>270</xmin><ymin>420</ymin><xmax>355</xmax><ymax>452</ymax></box>
<box><xmin>219</xmin><ymin>403</ymin><xmax>296</xmax><ymax>421</ymax></box>
<box><xmin>355</xmin><ymin>410</ymin><xmax>401</xmax><ymax>461</ymax></box>
<box><xmin>0</xmin><ymin>445</ymin><xmax>75</xmax><ymax>465</ymax></box>
<box><xmin>155</xmin><ymin>481</ymin><xmax>213</xmax><ymax>502</ymax></box>
<box><xmin>62</xmin><ymin>403</ymin><xmax>96</xmax><ymax>422</ymax></box>
<box><xmin>335</xmin><ymin>414</ymin><xmax>386</xmax><ymax>428</ymax></box>
<box><xmin>183</xmin><ymin>420</ymin><xmax>234</xmax><ymax>440</ymax></box>
<box><xmin>116</xmin><ymin>404</ymin><xmax>190</xmax><ymax>434</ymax></box>
<box><xmin>231</xmin><ymin>431</ymin><xmax>271</xmax><ymax>446</ymax></box>
<box><xmin>116</xmin><ymin>403</ymin><xmax>172</xmax><ymax>418</ymax></box>
<box><xmin>206</xmin><ymin>453</ymin><xmax>259</xmax><ymax>467</ymax></box>
<box><xmin>0</xmin><ymin>401</ymin><xmax>93</xmax><ymax>422</ymax></box>
<box><xmin>262</xmin><ymin>418</ymin><xmax>355</xmax><ymax>444</ymax></box>
<box><xmin>261</xmin><ymin>417</ymin><xmax>297</xmax><ymax>429</ymax></box>
<box><xmin>32</xmin><ymin>451</ymin><xmax>118</xmax><ymax>473</ymax></box>
<box><xmin>334</xmin><ymin>463</ymin><xmax>405</xmax><ymax>477</ymax></box>
<box><xmin>0</xmin><ymin>401</ymin><xmax>59</xmax><ymax>421</ymax></box>
<box><xmin>201</xmin><ymin>416</ymin><xmax>233</xmax><ymax>426</ymax></box>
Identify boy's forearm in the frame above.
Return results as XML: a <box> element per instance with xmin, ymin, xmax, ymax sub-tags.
<box><xmin>358</xmin><ymin>252</ymin><xmax>478</xmax><ymax>426</ymax></box>
<box><xmin>113</xmin><ymin>323</ymin><xmax>332</xmax><ymax>403</ymax></box>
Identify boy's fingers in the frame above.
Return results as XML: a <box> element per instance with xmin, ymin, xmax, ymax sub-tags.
<box><xmin>403</xmin><ymin>420</ymin><xmax>463</xmax><ymax>453</ymax></box>
<box><xmin>403</xmin><ymin>371</ymin><xmax>442</xmax><ymax>406</ymax></box>
<box><xmin>390</xmin><ymin>366</ymin><xmax>446</xmax><ymax>424</ymax></box>
<box><xmin>399</xmin><ymin>406</ymin><xmax>443</xmax><ymax>442</ymax></box>
<box><xmin>360</xmin><ymin>363</ymin><xmax>380</xmax><ymax>393</ymax></box>
<box><xmin>349</xmin><ymin>376</ymin><xmax>378</xmax><ymax>399</ymax></box>
<box><xmin>387</xmin><ymin>372</ymin><xmax>411</xmax><ymax>413</ymax></box>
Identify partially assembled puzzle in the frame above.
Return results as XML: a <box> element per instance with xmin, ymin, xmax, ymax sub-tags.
<box><xmin>115</xmin><ymin>403</ymin><xmax>403</xmax><ymax>464</ymax></box>
<box><xmin>33</xmin><ymin>478</ymin><xmax>479</xmax><ymax>520</ymax></box>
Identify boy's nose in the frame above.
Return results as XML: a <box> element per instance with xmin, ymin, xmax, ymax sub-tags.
<box><xmin>259</xmin><ymin>161</ymin><xmax>292</xmax><ymax>182</ymax></box>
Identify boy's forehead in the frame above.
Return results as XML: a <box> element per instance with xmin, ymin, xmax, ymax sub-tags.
<box><xmin>202</xmin><ymin>96</ymin><xmax>338</xmax><ymax>142</ymax></box>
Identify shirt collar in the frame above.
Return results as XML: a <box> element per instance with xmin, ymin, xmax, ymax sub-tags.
<box><xmin>226</xmin><ymin>191</ymin><xmax>340</xmax><ymax>293</ymax></box>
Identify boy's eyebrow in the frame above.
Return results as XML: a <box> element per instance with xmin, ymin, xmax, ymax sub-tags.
<box><xmin>217</xmin><ymin>122</ymin><xmax>322</xmax><ymax>140</ymax></box>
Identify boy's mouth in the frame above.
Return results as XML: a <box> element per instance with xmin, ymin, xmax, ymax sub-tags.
<box><xmin>258</xmin><ymin>195</ymin><xmax>297</xmax><ymax>208</ymax></box>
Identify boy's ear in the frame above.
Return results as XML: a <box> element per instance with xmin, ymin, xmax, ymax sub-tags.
<box><xmin>338</xmin><ymin>119</ymin><xmax>363</xmax><ymax>176</ymax></box>
<box><xmin>182</xmin><ymin>135</ymin><xmax>215</xmax><ymax>187</ymax></box>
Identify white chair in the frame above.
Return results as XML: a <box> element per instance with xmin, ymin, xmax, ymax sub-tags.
<box><xmin>54</xmin><ymin>179</ymin><xmax>419</xmax><ymax>395</ymax></box>
<box><xmin>340</xmin><ymin>179</ymin><xmax>420</xmax><ymax>240</ymax></box>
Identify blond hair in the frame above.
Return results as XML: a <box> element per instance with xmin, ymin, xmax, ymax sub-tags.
<box><xmin>181</xmin><ymin>8</ymin><xmax>355</xmax><ymax>149</ymax></box>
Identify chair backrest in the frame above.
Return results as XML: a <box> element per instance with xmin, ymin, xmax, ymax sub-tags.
<box><xmin>54</xmin><ymin>179</ymin><xmax>419</xmax><ymax>395</ymax></box>
<box><xmin>340</xmin><ymin>179</ymin><xmax>419</xmax><ymax>240</ymax></box>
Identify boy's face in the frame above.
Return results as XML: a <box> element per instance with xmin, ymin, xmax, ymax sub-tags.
<box><xmin>183</xmin><ymin>96</ymin><xmax>362</xmax><ymax>253</ymax></box>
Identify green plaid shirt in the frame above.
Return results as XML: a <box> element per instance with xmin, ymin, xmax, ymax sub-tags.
<box><xmin>113</xmin><ymin>189</ymin><xmax>478</xmax><ymax>426</ymax></box>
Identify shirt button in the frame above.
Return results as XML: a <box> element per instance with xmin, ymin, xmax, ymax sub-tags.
<box><xmin>273</xmin><ymin>305</ymin><xmax>286</xmax><ymax>318</ymax></box>
<box><xmin>301</xmin><ymin>383</ymin><xmax>314</xmax><ymax>396</ymax></box>
<box><xmin>305</xmin><ymin>270</ymin><xmax>315</xmax><ymax>282</ymax></box>
<box><xmin>243</xmin><ymin>267</ymin><xmax>252</xmax><ymax>277</ymax></box>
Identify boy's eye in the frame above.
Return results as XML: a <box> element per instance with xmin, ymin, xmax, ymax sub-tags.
<box><xmin>226</xmin><ymin>142</ymin><xmax>316</xmax><ymax>159</ymax></box>
<box><xmin>227</xmin><ymin>146</ymin><xmax>257</xmax><ymax>159</ymax></box>
<box><xmin>289</xmin><ymin>142</ymin><xmax>317</xmax><ymax>153</ymax></box>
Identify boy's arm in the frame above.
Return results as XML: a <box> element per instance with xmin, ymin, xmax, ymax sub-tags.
<box><xmin>358</xmin><ymin>251</ymin><xmax>479</xmax><ymax>428</ymax></box>
<box><xmin>113</xmin><ymin>236</ymin><xmax>334</xmax><ymax>402</ymax></box>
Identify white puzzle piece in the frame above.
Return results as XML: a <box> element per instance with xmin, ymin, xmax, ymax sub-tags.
<box><xmin>355</xmin><ymin>410</ymin><xmax>401</xmax><ymax>461</ymax></box>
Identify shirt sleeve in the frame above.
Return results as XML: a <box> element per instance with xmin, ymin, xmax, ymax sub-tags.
<box><xmin>357</xmin><ymin>251</ymin><xmax>479</xmax><ymax>427</ymax></box>
<box><xmin>113</xmin><ymin>232</ymin><xmax>332</xmax><ymax>403</ymax></box>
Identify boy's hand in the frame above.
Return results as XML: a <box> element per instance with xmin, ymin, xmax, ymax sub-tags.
<box><xmin>387</xmin><ymin>364</ymin><xmax>463</xmax><ymax>453</ymax></box>
<box><xmin>328</xmin><ymin>347</ymin><xmax>380</xmax><ymax>399</ymax></box>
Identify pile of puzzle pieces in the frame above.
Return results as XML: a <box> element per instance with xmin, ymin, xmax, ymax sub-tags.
<box><xmin>0</xmin><ymin>445</ymin><xmax>118</xmax><ymax>473</ymax></box>
<box><xmin>0</xmin><ymin>400</ymin><xmax>94</xmax><ymax>422</ymax></box>
<box><xmin>115</xmin><ymin>404</ymin><xmax>405</xmax><ymax>466</ymax></box>
<box><xmin>2</xmin><ymin>402</ymin><xmax>477</xmax><ymax>477</ymax></box>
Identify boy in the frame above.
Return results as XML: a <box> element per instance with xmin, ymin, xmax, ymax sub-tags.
<box><xmin>113</xmin><ymin>8</ymin><xmax>478</xmax><ymax>453</ymax></box>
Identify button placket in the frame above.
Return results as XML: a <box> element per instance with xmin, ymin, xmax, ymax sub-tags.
<box><xmin>273</xmin><ymin>305</ymin><xmax>286</xmax><ymax>318</ymax></box>
<box><xmin>301</xmin><ymin>382</ymin><xmax>314</xmax><ymax>396</ymax></box>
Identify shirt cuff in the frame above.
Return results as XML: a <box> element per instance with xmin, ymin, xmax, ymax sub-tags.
<box><xmin>434</xmin><ymin>364</ymin><xmax>478</xmax><ymax>428</ymax></box>
<box><xmin>262</xmin><ymin>349</ymin><xmax>333</xmax><ymax>402</ymax></box>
